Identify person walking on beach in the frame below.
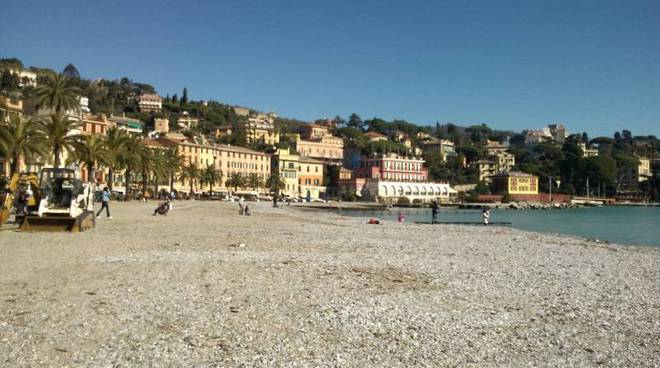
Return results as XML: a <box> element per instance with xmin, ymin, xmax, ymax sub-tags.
<box><xmin>238</xmin><ymin>196</ymin><xmax>245</xmax><ymax>215</ymax></box>
<box><xmin>96</xmin><ymin>187</ymin><xmax>112</xmax><ymax>219</ymax></box>
<box><xmin>244</xmin><ymin>203</ymin><xmax>251</xmax><ymax>216</ymax></box>
<box><xmin>482</xmin><ymin>207</ymin><xmax>490</xmax><ymax>225</ymax></box>
<box><xmin>431</xmin><ymin>201</ymin><xmax>439</xmax><ymax>224</ymax></box>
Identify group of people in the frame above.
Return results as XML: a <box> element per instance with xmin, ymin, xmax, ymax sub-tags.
<box><xmin>430</xmin><ymin>200</ymin><xmax>491</xmax><ymax>225</ymax></box>
<box><xmin>94</xmin><ymin>186</ymin><xmax>174</xmax><ymax>219</ymax></box>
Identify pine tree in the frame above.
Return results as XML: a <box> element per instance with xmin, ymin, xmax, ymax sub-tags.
<box><xmin>181</xmin><ymin>87</ymin><xmax>188</xmax><ymax>104</ymax></box>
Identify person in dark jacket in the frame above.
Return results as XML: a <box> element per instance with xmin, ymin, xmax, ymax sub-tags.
<box><xmin>431</xmin><ymin>201</ymin><xmax>439</xmax><ymax>224</ymax></box>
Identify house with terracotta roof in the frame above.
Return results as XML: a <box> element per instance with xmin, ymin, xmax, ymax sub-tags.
<box><xmin>364</xmin><ymin>131</ymin><xmax>388</xmax><ymax>142</ymax></box>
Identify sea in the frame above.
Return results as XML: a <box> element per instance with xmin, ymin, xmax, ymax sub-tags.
<box><xmin>339</xmin><ymin>206</ymin><xmax>660</xmax><ymax>247</ymax></box>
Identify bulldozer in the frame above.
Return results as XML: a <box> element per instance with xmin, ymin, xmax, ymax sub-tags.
<box><xmin>0</xmin><ymin>172</ymin><xmax>40</xmax><ymax>225</ymax></box>
<box><xmin>19</xmin><ymin>168</ymin><xmax>96</xmax><ymax>232</ymax></box>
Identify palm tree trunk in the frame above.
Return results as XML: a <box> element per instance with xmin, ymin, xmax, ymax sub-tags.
<box><xmin>154</xmin><ymin>176</ymin><xmax>159</xmax><ymax>197</ymax></box>
<box><xmin>108</xmin><ymin>168</ymin><xmax>114</xmax><ymax>191</ymax></box>
<box><xmin>190</xmin><ymin>179</ymin><xmax>194</xmax><ymax>195</ymax></box>
<box><xmin>125</xmin><ymin>166</ymin><xmax>131</xmax><ymax>201</ymax></box>
<box><xmin>53</xmin><ymin>146</ymin><xmax>60</xmax><ymax>169</ymax></box>
<box><xmin>142</xmin><ymin>170</ymin><xmax>148</xmax><ymax>197</ymax></box>
<box><xmin>88</xmin><ymin>163</ymin><xmax>96</xmax><ymax>183</ymax></box>
<box><xmin>170</xmin><ymin>174</ymin><xmax>174</xmax><ymax>192</ymax></box>
<box><xmin>12</xmin><ymin>152</ymin><xmax>21</xmax><ymax>175</ymax></box>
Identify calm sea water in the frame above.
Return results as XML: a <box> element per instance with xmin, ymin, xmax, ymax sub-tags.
<box><xmin>340</xmin><ymin>206</ymin><xmax>660</xmax><ymax>247</ymax></box>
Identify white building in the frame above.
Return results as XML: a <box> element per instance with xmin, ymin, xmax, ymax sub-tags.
<box><xmin>362</xmin><ymin>181</ymin><xmax>458</xmax><ymax>204</ymax></box>
<box><xmin>6</xmin><ymin>68</ymin><xmax>38</xmax><ymax>87</ymax></box>
<box><xmin>177</xmin><ymin>111</ymin><xmax>198</xmax><ymax>129</ymax></box>
<box><xmin>137</xmin><ymin>94</ymin><xmax>162</xmax><ymax>112</ymax></box>
<box><xmin>78</xmin><ymin>96</ymin><xmax>90</xmax><ymax>113</ymax></box>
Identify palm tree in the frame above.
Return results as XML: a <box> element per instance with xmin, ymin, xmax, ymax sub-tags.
<box><xmin>247</xmin><ymin>173</ymin><xmax>263</xmax><ymax>192</ymax></box>
<box><xmin>225</xmin><ymin>173</ymin><xmax>246</xmax><ymax>193</ymax></box>
<box><xmin>150</xmin><ymin>150</ymin><xmax>168</xmax><ymax>195</ymax></box>
<box><xmin>0</xmin><ymin>115</ymin><xmax>48</xmax><ymax>174</ymax></box>
<box><xmin>201</xmin><ymin>164</ymin><xmax>221</xmax><ymax>194</ymax></box>
<box><xmin>117</xmin><ymin>135</ymin><xmax>146</xmax><ymax>199</ymax></box>
<box><xmin>68</xmin><ymin>134</ymin><xmax>109</xmax><ymax>182</ymax></box>
<box><xmin>36</xmin><ymin>112</ymin><xmax>83</xmax><ymax>169</ymax></box>
<box><xmin>162</xmin><ymin>147</ymin><xmax>182</xmax><ymax>192</ymax></box>
<box><xmin>180</xmin><ymin>161</ymin><xmax>200</xmax><ymax>194</ymax></box>
<box><xmin>104</xmin><ymin>127</ymin><xmax>129</xmax><ymax>191</ymax></box>
<box><xmin>34</xmin><ymin>73</ymin><xmax>81</xmax><ymax>113</ymax></box>
<box><xmin>266</xmin><ymin>173</ymin><xmax>286</xmax><ymax>199</ymax></box>
<box><xmin>135</xmin><ymin>146</ymin><xmax>155</xmax><ymax>197</ymax></box>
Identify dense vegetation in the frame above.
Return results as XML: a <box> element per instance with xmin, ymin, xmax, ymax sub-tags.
<box><xmin>2</xmin><ymin>57</ymin><xmax>659</xmax><ymax>200</ymax></box>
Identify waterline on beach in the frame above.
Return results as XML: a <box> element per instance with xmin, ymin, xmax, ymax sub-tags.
<box><xmin>340</xmin><ymin>206</ymin><xmax>660</xmax><ymax>247</ymax></box>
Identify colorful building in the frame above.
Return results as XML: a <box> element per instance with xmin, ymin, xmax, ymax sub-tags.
<box><xmin>108</xmin><ymin>115</ymin><xmax>144</xmax><ymax>135</ymax></box>
<box><xmin>355</xmin><ymin>153</ymin><xmax>428</xmax><ymax>182</ymax></box>
<box><xmin>298</xmin><ymin>156</ymin><xmax>325</xmax><ymax>199</ymax></box>
<box><xmin>294</xmin><ymin>135</ymin><xmax>344</xmax><ymax>163</ymax></box>
<box><xmin>419</xmin><ymin>138</ymin><xmax>456</xmax><ymax>161</ymax></box>
<box><xmin>490</xmin><ymin>171</ymin><xmax>539</xmax><ymax>195</ymax></box>
<box><xmin>246</xmin><ymin>113</ymin><xmax>279</xmax><ymax>145</ymax></box>
<box><xmin>273</xmin><ymin>148</ymin><xmax>300</xmax><ymax>197</ymax></box>
<box><xmin>164</xmin><ymin>137</ymin><xmax>271</xmax><ymax>193</ymax></box>
<box><xmin>300</xmin><ymin>124</ymin><xmax>331</xmax><ymax>140</ymax></box>
<box><xmin>0</xmin><ymin>96</ymin><xmax>24</xmax><ymax>175</ymax></box>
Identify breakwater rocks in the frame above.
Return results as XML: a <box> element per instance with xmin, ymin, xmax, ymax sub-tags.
<box><xmin>460</xmin><ymin>202</ymin><xmax>582</xmax><ymax>210</ymax></box>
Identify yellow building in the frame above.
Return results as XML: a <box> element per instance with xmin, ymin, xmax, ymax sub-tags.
<box><xmin>637</xmin><ymin>157</ymin><xmax>651</xmax><ymax>182</ymax></box>
<box><xmin>1</xmin><ymin>96</ymin><xmax>24</xmax><ymax>175</ymax></box>
<box><xmin>246</xmin><ymin>112</ymin><xmax>279</xmax><ymax>145</ymax></box>
<box><xmin>490</xmin><ymin>171</ymin><xmax>539</xmax><ymax>195</ymax></box>
<box><xmin>274</xmin><ymin>148</ymin><xmax>300</xmax><ymax>197</ymax></box>
<box><xmin>163</xmin><ymin>137</ymin><xmax>271</xmax><ymax>193</ymax></box>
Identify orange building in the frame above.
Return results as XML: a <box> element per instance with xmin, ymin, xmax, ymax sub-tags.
<box><xmin>297</xmin><ymin>156</ymin><xmax>325</xmax><ymax>199</ymax></box>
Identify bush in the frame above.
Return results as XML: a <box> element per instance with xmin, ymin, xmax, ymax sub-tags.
<box><xmin>412</xmin><ymin>198</ymin><xmax>423</xmax><ymax>205</ymax></box>
<box><xmin>396</xmin><ymin>197</ymin><xmax>411</xmax><ymax>206</ymax></box>
<box><xmin>341</xmin><ymin>191</ymin><xmax>357</xmax><ymax>202</ymax></box>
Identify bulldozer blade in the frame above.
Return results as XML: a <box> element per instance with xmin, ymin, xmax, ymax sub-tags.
<box><xmin>0</xmin><ymin>208</ymin><xmax>9</xmax><ymax>225</ymax></box>
<box><xmin>20</xmin><ymin>215</ymin><xmax>81</xmax><ymax>233</ymax></box>
<box><xmin>19</xmin><ymin>211</ymin><xmax>97</xmax><ymax>233</ymax></box>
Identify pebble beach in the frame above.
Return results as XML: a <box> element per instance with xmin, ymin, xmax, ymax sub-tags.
<box><xmin>1</xmin><ymin>200</ymin><xmax>659</xmax><ymax>367</ymax></box>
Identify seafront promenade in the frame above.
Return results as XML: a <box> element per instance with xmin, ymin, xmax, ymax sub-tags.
<box><xmin>1</xmin><ymin>201</ymin><xmax>659</xmax><ymax>367</ymax></box>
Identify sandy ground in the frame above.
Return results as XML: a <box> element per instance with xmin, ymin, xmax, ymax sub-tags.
<box><xmin>0</xmin><ymin>200</ymin><xmax>659</xmax><ymax>367</ymax></box>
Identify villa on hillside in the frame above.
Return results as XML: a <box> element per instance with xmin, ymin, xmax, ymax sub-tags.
<box><xmin>137</xmin><ymin>94</ymin><xmax>162</xmax><ymax>113</ymax></box>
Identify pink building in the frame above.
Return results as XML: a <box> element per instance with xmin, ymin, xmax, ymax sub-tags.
<box><xmin>354</xmin><ymin>153</ymin><xmax>428</xmax><ymax>182</ymax></box>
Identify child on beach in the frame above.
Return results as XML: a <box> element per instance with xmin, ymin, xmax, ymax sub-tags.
<box><xmin>482</xmin><ymin>208</ymin><xmax>490</xmax><ymax>225</ymax></box>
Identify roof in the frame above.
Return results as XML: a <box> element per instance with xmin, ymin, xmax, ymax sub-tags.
<box><xmin>138</xmin><ymin>94</ymin><xmax>162</xmax><ymax>101</ymax></box>
<box><xmin>364</xmin><ymin>131</ymin><xmax>387</xmax><ymax>139</ymax></box>
<box><xmin>490</xmin><ymin>171</ymin><xmax>537</xmax><ymax>178</ymax></box>
<box><xmin>298</xmin><ymin>156</ymin><xmax>325</xmax><ymax>164</ymax></box>
<box><xmin>141</xmin><ymin>139</ymin><xmax>170</xmax><ymax>148</ymax></box>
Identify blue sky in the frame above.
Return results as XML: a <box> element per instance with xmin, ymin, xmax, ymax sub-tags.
<box><xmin>2</xmin><ymin>0</ymin><xmax>659</xmax><ymax>136</ymax></box>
